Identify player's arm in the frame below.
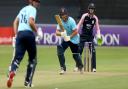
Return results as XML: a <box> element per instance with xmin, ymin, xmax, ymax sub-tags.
<box><xmin>29</xmin><ymin>17</ymin><xmax>43</xmax><ymax>42</ymax></box>
<box><xmin>56</xmin><ymin>29</ymin><xmax>61</xmax><ymax>36</ymax></box>
<box><xmin>70</xmin><ymin>29</ymin><xmax>78</xmax><ymax>38</ymax></box>
<box><xmin>62</xmin><ymin>27</ymin><xmax>78</xmax><ymax>42</ymax></box>
<box><xmin>94</xmin><ymin>15</ymin><xmax>102</xmax><ymax>45</ymax></box>
<box><xmin>94</xmin><ymin>15</ymin><xmax>101</xmax><ymax>37</ymax></box>
<box><xmin>56</xmin><ymin>25</ymin><xmax>61</xmax><ymax>36</ymax></box>
<box><xmin>56</xmin><ymin>25</ymin><xmax>67</xmax><ymax>37</ymax></box>
<box><xmin>29</xmin><ymin>7</ymin><xmax>37</xmax><ymax>33</ymax></box>
<box><xmin>77</xmin><ymin>13</ymin><xmax>87</xmax><ymax>31</ymax></box>
<box><xmin>12</xmin><ymin>17</ymin><xmax>19</xmax><ymax>47</ymax></box>
<box><xmin>13</xmin><ymin>17</ymin><xmax>19</xmax><ymax>36</ymax></box>
<box><xmin>29</xmin><ymin>17</ymin><xmax>37</xmax><ymax>32</ymax></box>
<box><xmin>60</xmin><ymin>18</ymin><xmax>78</xmax><ymax>42</ymax></box>
<box><xmin>70</xmin><ymin>18</ymin><xmax>78</xmax><ymax>38</ymax></box>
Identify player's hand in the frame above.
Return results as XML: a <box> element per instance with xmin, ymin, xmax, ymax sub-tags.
<box><xmin>64</xmin><ymin>36</ymin><xmax>70</xmax><ymax>42</ymax></box>
<box><xmin>37</xmin><ymin>28</ymin><xmax>43</xmax><ymax>40</ymax></box>
<box><xmin>36</xmin><ymin>28</ymin><xmax>43</xmax><ymax>43</ymax></box>
<box><xmin>37</xmin><ymin>28</ymin><xmax>43</xmax><ymax>39</ymax></box>
<box><xmin>97</xmin><ymin>34</ymin><xmax>101</xmax><ymax>39</ymax></box>
<box><xmin>96</xmin><ymin>34</ymin><xmax>102</xmax><ymax>46</ymax></box>
<box><xmin>12</xmin><ymin>36</ymin><xmax>16</xmax><ymax>48</ymax></box>
<box><xmin>35</xmin><ymin>36</ymin><xmax>41</xmax><ymax>43</ymax></box>
<box><xmin>61</xmin><ymin>30</ymin><xmax>67</xmax><ymax>37</ymax></box>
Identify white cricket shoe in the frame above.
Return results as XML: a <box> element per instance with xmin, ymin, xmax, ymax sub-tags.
<box><xmin>59</xmin><ymin>70</ymin><xmax>66</xmax><ymax>75</ymax></box>
<box><xmin>93</xmin><ymin>68</ymin><xmax>96</xmax><ymax>72</ymax></box>
<box><xmin>73</xmin><ymin>67</ymin><xmax>78</xmax><ymax>72</ymax></box>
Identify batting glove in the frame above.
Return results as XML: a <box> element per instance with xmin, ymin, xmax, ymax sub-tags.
<box><xmin>64</xmin><ymin>36</ymin><xmax>70</xmax><ymax>42</ymax></box>
<box><xmin>61</xmin><ymin>30</ymin><xmax>67</xmax><ymax>37</ymax></box>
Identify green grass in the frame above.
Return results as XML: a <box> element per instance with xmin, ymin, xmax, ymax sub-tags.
<box><xmin>0</xmin><ymin>45</ymin><xmax>128</xmax><ymax>89</ymax></box>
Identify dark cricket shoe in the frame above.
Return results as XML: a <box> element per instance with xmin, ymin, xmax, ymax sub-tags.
<box><xmin>24</xmin><ymin>81</ymin><xmax>34</xmax><ymax>88</ymax></box>
<box><xmin>7</xmin><ymin>71</ymin><xmax>15</xmax><ymax>88</ymax></box>
<box><xmin>78</xmin><ymin>66</ymin><xmax>83</xmax><ymax>74</ymax></box>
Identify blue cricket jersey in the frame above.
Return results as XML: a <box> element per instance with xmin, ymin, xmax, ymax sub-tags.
<box><xmin>17</xmin><ymin>5</ymin><xmax>37</xmax><ymax>32</ymax></box>
<box><xmin>57</xmin><ymin>17</ymin><xmax>80</xmax><ymax>44</ymax></box>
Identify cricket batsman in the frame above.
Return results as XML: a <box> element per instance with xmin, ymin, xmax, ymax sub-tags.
<box><xmin>75</xmin><ymin>3</ymin><xmax>102</xmax><ymax>72</ymax></box>
<box><xmin>7</xmin><ymin>0</ymin><xmax>41</xmax><ymax>88</ymax></box>
<box><xmin>55</xmin><ymin>7</ymin><xmax>83</xmax><ymax>75</ymax></box>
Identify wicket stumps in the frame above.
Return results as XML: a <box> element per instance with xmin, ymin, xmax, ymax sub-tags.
<box><xmin>84</xmin><ymin>42</ymin><xmax>92</xmax><ymax>72</ymax></box>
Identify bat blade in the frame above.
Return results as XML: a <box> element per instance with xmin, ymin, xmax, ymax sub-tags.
<box><xmin>54</xmin><ymin>15</ymin><xmax>65</xmax><ymax>31</ymax></box>
<box><xmin>55</xmin><ymin>15</ymin><xmax>62</xmax><ymax>25</ymax></box>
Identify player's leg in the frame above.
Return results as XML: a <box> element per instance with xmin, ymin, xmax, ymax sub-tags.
<box><xmin>7</xmin><ymin>32</ymin><xmax>26</xmax><ymax>88</ymax></box>
<box><xmin>9</xmin><ymin>45</ymin><xmax>26</xmax><ymax>72</ymax></box>
<box><xmin>91</xmin><ymin>42</ymin><xmax>96</xmax><ymax>72</ymax></box>
<box><xmin>69</xmin><ymin>42</ymin><xmax>83</xmax><ymax>73</ymax></box>
<box><xmin>89</xmin><ymin>42</ymin><xmax>96</xmax><ymax>72</ymax></box>
<box><xmin>79</xmin><ymin>42</ymin><xmax>85</xmax><ymax>55</ymax></box>
<box><xmin>24</xmin><ymin>31</ymin><xmax>37</xmax><ymax>87</ymax></box>
<box><xmin>57</xmin><ymin>40</ymin><xmax>68</xmax><ymax>74</ymax></box>
<box><xmin>74</xmin><ymin>42</ymin><xmax>84</xmax><ymax>71</ymax></box>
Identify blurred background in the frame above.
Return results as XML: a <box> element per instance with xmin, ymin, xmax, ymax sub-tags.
<box><xmin>0</xmin><ymin>0</ymin><xmax>128</xmax><ymax>26</ymax></box>
<box><xmin>0</xmin><ymin>0</ymin><xmax>128</xmax><ymax>46</ymax></box>
<box><xmin>0</xmin><ymin>1</ymin><xmax>128</xmax><ymax>89</ymax></box>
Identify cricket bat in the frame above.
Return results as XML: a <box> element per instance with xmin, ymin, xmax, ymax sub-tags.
<box><xmin>54</xmin><ymin>15</ymin><xmax>65</xmax><ymax>31</ymax></box>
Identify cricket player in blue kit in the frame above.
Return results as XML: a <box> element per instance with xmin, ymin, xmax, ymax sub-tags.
<box><xmin>7</xmin><ymin>0</ymin><xmax>41</xmax><ymax>88</ymax></box>
<box><xmin>56</xmin><ymin>8</ymin><xmax>83</xmax><ymax>75</ymax></box>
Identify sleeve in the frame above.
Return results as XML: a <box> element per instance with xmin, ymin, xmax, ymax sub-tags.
<box><xmin>29</xmin><ymin>7</ymin><xmax>36</xmax><ymax>21</ymax></box>
<box><xmin>71</xmin><ymin>18</ymin><xmax>77</xmax><ymax>31</ymax></box>
<box><xmin>17</xmin><ymin>7</ymin><xmax>24</xmax><ymax>19</ymax></box>
<box><xmin>77</xmin><ymin>13</ymin><xmax>87</xmax><ymax>31</ymax></box>
<box><xmin>94</xmin><ymin>15</ymin><xmax>101</xmax><ymax>35</ymax></box>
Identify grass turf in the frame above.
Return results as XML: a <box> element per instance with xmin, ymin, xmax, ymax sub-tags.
<box><xmin>0</xmin><ymin>45</ymin><xmax>128</xmax><ymax>89</ymax></box>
